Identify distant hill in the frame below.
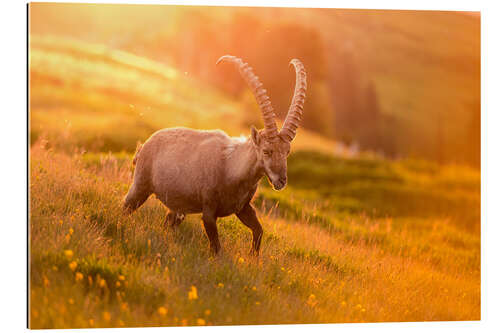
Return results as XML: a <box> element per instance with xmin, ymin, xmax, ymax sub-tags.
<box><xmin>29</xmin><ymin>4</ymin><xmax>480</xmax><ymax>166</ymax></box>
<box><xmin>261</xmin><ymin>8</ymin><xmax>479</xmax><ymax>164</ymax></box>
<box><xmin>29</xmin><ymin>35</ymin><xmax>339</xmax><ymax>154</ymax></box>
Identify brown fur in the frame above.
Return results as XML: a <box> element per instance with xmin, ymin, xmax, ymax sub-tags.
<box><xmin>123</xmin><ymin>127</ymin><xmax>290</xmax><ymax>255</ymax></box>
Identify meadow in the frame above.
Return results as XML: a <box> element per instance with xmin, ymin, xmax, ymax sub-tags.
<box><xmin>29</xmin><ymin>35</ymin><xmax>480</xmax><ymax>328</ymax></box>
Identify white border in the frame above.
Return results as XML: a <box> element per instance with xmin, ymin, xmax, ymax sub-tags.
<box><xmin>1</xmin><ymin>0</ymin><xmax>498</xmax><ymax>332</ymax></box>
<box><xmin>9</xmin><ymin>0</ymin><xmax>487</xmax><ymax>11</ymax></box>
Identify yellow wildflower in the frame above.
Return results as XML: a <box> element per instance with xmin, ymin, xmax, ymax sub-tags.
<box><xmin>89</xmin><ymin>319</ymin><xmax>94</xmax><ymax>327</ymax></box>
<box><xmin>157</xmin><ymin>306</ymin><xmax>168</xmax><ymax>316</ymax></box>
<box><xmin>120</xmin><ymin>302</ymin><xmax>129</xmax><ymax>312</ymax></box>
<box><xmin>64</xmin><ymin>250</ymin><xmax>73</xmax><ymax>259</ymax></box>
<box><xmin>69</xmin><ymin>261</ymin><xmax>77</xmax><ymax>271</ymax></box>
<box><xmin>99</xmin><ymin>279</ymin><xmax>107</xmax><ymax>288</ymax></box>
<box><xmin>197</xmin><ymin>318</ymin><xmax>206</xmax><ymax>325</ymax></box>
<box><xmin>118</xmin><ymin>275</ymin><xmax>125</xmax><ymax>281</ymax></box>
<box><xmin>116</xmin><ymin>281</ymin><xmax>121</xmax><ymax>288</ymax></box>
<box><xmin>68</xmin><ymin>298</ymin><xmax>74</xmax><ymax>305</ymax></box>
<box><xmin>238</xmin><ymin>257</ymin><xmax>245</xmax><ymax>264</ymax></box>
<box><xmin>43</xmin><ymin>276</ymin><xmax>50</xmax><ymax>287</ymax></box>
<box><xmin>252</xmin><ymin>286</ymin><xmax>257</xmax><ymax>291</ymax></box>
<box><xmin>306</xmin><ymin>294</ymin><xmax>318</xmax><ymax>307</ymax></box>
<box><xmin>341</xmin><ymin>301</ymin><xmax>347</xmax><ymax>307</ymax></box>
<box><xmin>75</xmin><ymin>272</ymin><xmax>83</xmax><ymax>282</ymax></box>
<box><xmin>255</xmin><ymin>301</ymin><xmax>261</xmax><ymax>305</ymax></box>
<box><xmin>217</xmin><ymin>283</ymin><xmax>224</xmax><ymax>288</ymax></box>
<box><xmin>188</xmin><ymin>285</ymin><xmax>198</xmax><ymax>300</ymax></box>
<box><xmin>102</xmin><ymin>311</ymin><xmax>111</xmax><ymax>322</ymax></box>
<box><xmin>88</xmin><ymin>276</ymin><xmax>93</xmax><ymax>285</ymax></box>
<box><xmin>204</xmin><ymin>309</ymin><xmax>211</xmax><ymax>316</ymax></box>
<box><xmin>69</xmin><ymin>227</ymin><xmax>74</xmax><ymax>235</ymax></box>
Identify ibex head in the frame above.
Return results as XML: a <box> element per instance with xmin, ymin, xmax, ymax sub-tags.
<box><xmin>217</xmin><ymin>56</ymin><xmax>307</xmax><ymax>190</ymax></box>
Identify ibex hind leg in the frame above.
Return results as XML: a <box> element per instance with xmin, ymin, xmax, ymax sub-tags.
<box><xmin>202</xmin><ymin>207</ymin><xmax>221</xmax><ymax>255</ymax></box>
<box><xmin>164</xmin><ymin>211</ymin><xmax>185</xmax><ymax>228</ymax></box>
<box><xmin>123</xmin><ymin>183</ymin><xmax>151</xmax><ymax>214</ymax></box>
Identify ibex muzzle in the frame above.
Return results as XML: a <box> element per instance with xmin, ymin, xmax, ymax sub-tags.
<box><xmin>124</xmin><ymin>55</ymin><xmax>307</xmax><ymax>255</ymax></box>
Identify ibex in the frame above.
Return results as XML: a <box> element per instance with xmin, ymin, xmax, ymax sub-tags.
<box><xmin>123</xmin><ymin>55</ymin><xmax>307</xmax><ymax>255</ymax></box>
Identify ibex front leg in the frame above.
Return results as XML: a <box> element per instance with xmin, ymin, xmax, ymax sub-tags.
<box><xmin>202</xmin><ymin>207</ymin><xmax>221</xmax><ymax>254</ymax></box>
<box><xmin>236</xmin><ymin>203</ymin><xmax>263</xmax><ymax>256</ymax></box>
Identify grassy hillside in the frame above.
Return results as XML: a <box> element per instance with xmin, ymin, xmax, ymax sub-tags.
<box><xmin>29</xmin><ymin>36</ymin><xmax>480</xmax><ymax>328</ymax></box>
<box><xmin>30</xmin><ymin>144</ymin><xmax>479</xmax><ymax>328</ymax></box>
<box><xmin>29</xmin><ymin>35</ymin><xmax>339</xmax><ymax>155</ymax></box>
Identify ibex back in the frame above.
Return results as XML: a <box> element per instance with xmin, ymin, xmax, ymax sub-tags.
<box><xmin>124</xmin><ymin>55</ymin><xmax>307</xmax><ymax>255</ymax></box>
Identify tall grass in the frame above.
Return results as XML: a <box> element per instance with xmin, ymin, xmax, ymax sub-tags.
<box><xmin>29</xmin><ymin>143</ymin><xmax>480</xmax><ymax>328</ymax></box>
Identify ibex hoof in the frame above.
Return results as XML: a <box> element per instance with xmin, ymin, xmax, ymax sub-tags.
<box><xmin>165</xmin><ymin>212</ymin><xmax>185</xmax><ymax>228</ymax></box>
<box><xmin>249</xmin><ymin>248</ymin><xmax>260</xmax><ymax>257</ymax></box>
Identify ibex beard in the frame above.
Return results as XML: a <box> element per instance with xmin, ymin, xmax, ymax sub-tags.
<box><xmin>123</xmin><ymin>55</ymin><xmax>307</xmax><ymax>255</ymax></box>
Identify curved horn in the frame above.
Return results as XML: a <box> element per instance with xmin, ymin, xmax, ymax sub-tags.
<box><xmin>216</xmin><ymin>55</ymin><xmax>278</xmax><ymax>139</ymax></box>
<box><xmin>281</xmin><ymin>59</ymin><xmax>307</xmax><ymax>142</ymax></box>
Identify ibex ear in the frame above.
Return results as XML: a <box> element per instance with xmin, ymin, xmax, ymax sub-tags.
<box><xmin>250</xmin><ymin>126</ymin><xmax>261</xmax><ymax>147</ymax></box>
